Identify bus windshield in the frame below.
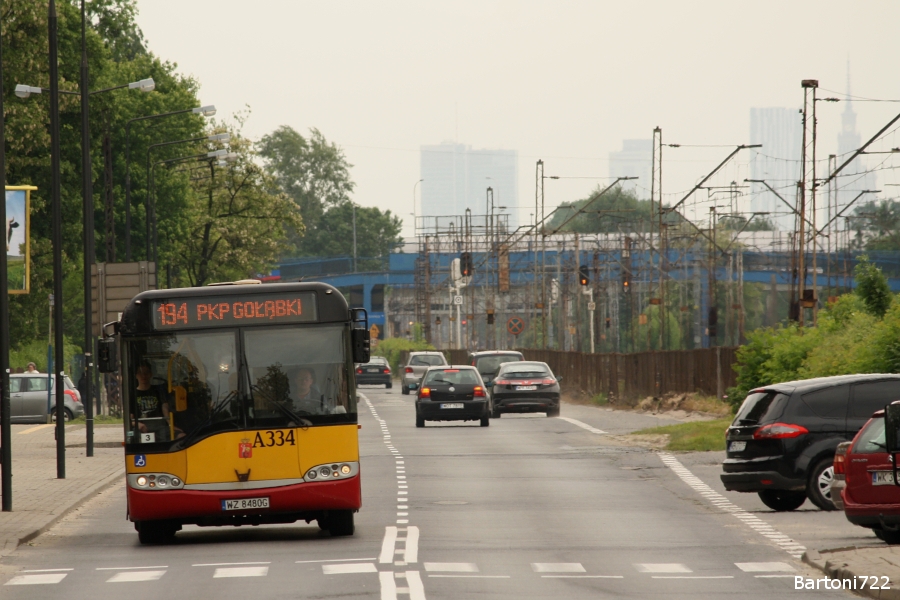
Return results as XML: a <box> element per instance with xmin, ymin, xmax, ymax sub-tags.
<box><xmin>123</xmin><ymin>323</ymin><xmax>354</xmax><ymax>449</ymax></box>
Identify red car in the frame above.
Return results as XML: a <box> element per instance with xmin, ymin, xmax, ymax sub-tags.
<box><xmin>841</xmin><ymin>410</ymin><xmax>900</xmax><ymax>543</ymax></box>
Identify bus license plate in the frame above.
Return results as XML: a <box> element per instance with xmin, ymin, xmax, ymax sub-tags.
<box><xmin>516</xmin><ymin>385</ymin><xmax>538</xmax><ymax>391</ymax></box>
<box><xmin>221</xmin><ymin>497</ymin><xmax>270</xmax><ymax>511</ymax></box>
<box><xmin>441</xmin><ymin>403</ymin><xmax>464</xmax><ymax>409</ymax></box>
<box><xmin>873</xmin><ymin>471</ymin><xmax>895</xmax><ymax>486</ymax></box>
<box><xmin>728</xmin><ymin>441</ymin><xmax>746</xmax><ymax>452</ymax></box>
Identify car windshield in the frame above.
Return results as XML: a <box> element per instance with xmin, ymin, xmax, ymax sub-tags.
<box><xmin>475</xmin><ymin>355</ymin><xmax>521</xmax><ymax>375</ymax></box>
<box><xmin>411</xmin><ymin>355</ymin><xmax>445</xmax><ymax>366</ymax></box>
<box><xmin>123</xmin><ymin>323</ymin><xmax>354</xmax><ymax>449</ymax></box>
<box><xmin>733</xmin><ymin>391</ymin><xmax>787</xmax><ymax>425</ymax></box>
<box><xmin>854</xmin><ymin>418</ymin><xmax>887</xmax><ymax>454</ymax></box>
<box><xmin>501</xmin><ymin>363</ymin><xmax>550</xmax><ymax>379</ymax></box>
<box><xmin>424</xmin><ymin>369</ymin><xmax>480</xmax><ymax>385</ymax></box>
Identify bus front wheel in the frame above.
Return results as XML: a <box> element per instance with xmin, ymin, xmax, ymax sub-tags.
<box><xmin>323</xmin><ymin>510</ymin><xmax>354</xmax><ymax>536</ymax></box>
<box><xmin>135</xmin><ymin>520</ymin><xmax>178</xmax><ymax>545</ymax></box>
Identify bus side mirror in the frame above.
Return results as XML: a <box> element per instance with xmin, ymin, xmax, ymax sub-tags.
<box><xmin>97</xmin><ymin>338</ymin><xmax>118</xmax><ymax>373</ymax></box>
<box><xmin>885</xmin><ymin>401</ymin><xmax>900</xmax><ymax>487</ymax></box>
<box><xmin>351</xmin><ymin>329</ymin><xmax>370</xmax><ymax>364</ymax></box>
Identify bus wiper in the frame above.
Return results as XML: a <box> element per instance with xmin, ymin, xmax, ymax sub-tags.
<box><xmin>251</xmin><ymin>384</ymin><xmax>313</xmax><ymax>427</ymax></box>
<box><xmin>174</xmin><ymin>390</ymin><xmax>240</xmax><ymax>449</ymax></box>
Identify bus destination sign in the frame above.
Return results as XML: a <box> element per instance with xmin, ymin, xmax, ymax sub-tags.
<box><xmin>151</xmin><ymin>292</ymin><xmax>318</xmax><ymax>329</ymax></box>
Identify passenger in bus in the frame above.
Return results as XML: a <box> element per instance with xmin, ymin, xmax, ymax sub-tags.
<box><xmin>131</xmin><ymin>361</ymin><xmax>172</xmax><ymax>441</ymax></box>
<box><xmin>291</xmin><ymin>367</ymin><xmax>323</xmax><ymax>412</ymax></box>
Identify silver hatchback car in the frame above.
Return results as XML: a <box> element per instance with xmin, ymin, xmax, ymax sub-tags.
<box><xmin>9</xmin><ymin>373</ymin><xmax>84</xmax><ymax>423</ymax></box>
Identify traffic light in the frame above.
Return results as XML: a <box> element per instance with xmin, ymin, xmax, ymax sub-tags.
<box><xmin>708</xmin><ymin>307</ymin><xmax>718</xmax><ymax>338</ymax></box>
<box><xmin>487</xmin><ymin>313</ymin><xmax>495</xmax><ymax>325</ymax></box>
<box><xmin>605</xmin><ymin>317</ymin><xmax>611</xmax><ymax>329</ymax></box>
<box><xmin>460</xmin><ymin>252</ymin><xmax>473</xmax><ymax>277</ymax></box>
<box><xmin>622</xmin><ymin>272</ymin><xmax>631</xmax><ymax>292</ymax></box>
<box><xmin>578</xmin><ymin>265</ymin><xmax>590</xmax><ymax>286</ymax></box>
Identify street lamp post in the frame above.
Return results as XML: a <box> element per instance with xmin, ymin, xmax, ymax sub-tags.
<box><xmin>0</xmin><ymin>0</ymin><xmax>11</xmax><ymax>510</ymax></box>
<box><xmin>412</xmin><ymin>179</ymin><xmax>423</xmax><ymax>235</ymax></box>
<box><xmin>124</xmin><ymin>105</ymin><xmax>216</xmax><ymax>260</ymax></box>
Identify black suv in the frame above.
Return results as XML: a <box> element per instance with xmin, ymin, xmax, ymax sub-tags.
<box><xmin>721</xmin><ymin>374</ymin><xmax>900</xmax><ymax>512</ymax></box>
<box><xmin>469</xmin><ymin>350</ymin><xmax>524</xmax><ymax>388</ymax></box>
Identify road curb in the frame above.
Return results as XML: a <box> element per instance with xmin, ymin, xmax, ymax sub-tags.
<box><xmin>0</xmin><ymin>466</ymin><xmax>125</xmax><ymax>558</ymax></box>
<box><xmin>803</xmin><ymin>548</ymin><xmax>900</xmax><ymax>600</ymax></box>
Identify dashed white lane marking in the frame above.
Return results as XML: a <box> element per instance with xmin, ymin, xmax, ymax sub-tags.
<box><xmin>295</xmin><ymin>557</ymin><xmax>377</xmax><ymax>564</ymax></box>
<box><xmin>213</xmin><ymin>566</ymin><xmax>269</xmax><ymax>578</ymax></box>
<box><xmin>531</xmin><ymin>563</ymin><xmax>586</xmax><ymax>573</ymax></box>
<box><xmin>106</xmin><ymin>570</ymin><xmax>166</xmax><ymax>583</ymax></box>
<box><xmin>735</xmin><ymin>562</ymin><xmax>795</xmax><ymax>572</ymax></box>
<box><xmin>430</xmin><ymin>575</ymin><xmax>511</xmax><ymax>578</ymax></box>
<box><xmin>21</xmin><ymin>568</ymin><xmax>73</xmax><ymax>572</ymax></box>
<box><xmin>424</xmin><ymin>563</ymin><xmax>478</xmax><ymax>572</ymax></box>
<box><xmin>96</xmin><ymin>565</ymin><xmax>167</xmax><ymax>570</ymax></box>
<box><xmin>558</xmin><ymin>417</ymin><xmax>607</xmax><ymax>434</ymax></box>
<box><xmin>657</xmin><ymin>453</ymin><xmax>807</xmax><ymax>558</ymax></box>
<box><xmin>5</xmin><ymin>573</ymin><xmax>67</xmax><ymax>585</ymax></box>
<box><xmin>193</xmin><ymin>562</ymin><xmax>271</xmax><ymax>567</ymax></box>
<box><xmin>541</xmin><ymin>575</ymin><xmax>623</xmax><ymax>579</ymax></box>
<box><xmin>322</xmin><ymin>563</ymin><xmax>378</xmax><ymax>575</ymax></box>
<box><xmin>634</xmin><ymin>563</ymin><xmax>691</xmax><ymax>573</ymax></box>
<box><xmin>651</xmin><ymin>576</ymin><xmax>734</xmax><ymax>580</ymax></box>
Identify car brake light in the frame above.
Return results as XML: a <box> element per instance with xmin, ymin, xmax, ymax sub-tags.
<box><xmin>357</xmin><ymin>368</ymin><xmax>363</xmax><ymax>374</ymax></box>
<box><xmin>753</xmin><ymin>423</ymin><xmax>809</xmax><ymax>440</ymax></box>
<box><xmin>833</xmin><ymin>453</ymin><xmax>846</xmax><ymax>475</ymax></box>
<box><xmin>419</xmin><ymin>387</ymin><xmax>431</xmax><ymax>398</ymax></box>
<box><xmin>495</xmin><ymin>379</ymin><xmax>511</xmax><ymax>385</ymax></box>
<box><xmin>444</xmin><ymin>369</ymin><xmax>460</xmax><ymax>373</ymax></box>
<box><xmin>384</xmin><ymin>368</ymin><xmax>391</xmax><ymax>374</ymax></box>
<box><xmin>405</xmin><ymin>367</ymin><xmax>413</xmax><ymax>373</ymax></box>
<box><xmin>540</xmin><ymin>378</ymin><xmax>555</xmax><ymax>385</ymax></box>
<box><xmin>473</xmin><ymin>386</ymin><xmax>485</xmax><ymax>397</ymax></box>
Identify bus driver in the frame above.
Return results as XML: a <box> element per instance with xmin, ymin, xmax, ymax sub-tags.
<box><xmin>131</xmin><ymin>361</ymin><xmax>172</xmax><ymax>441</ymax></box>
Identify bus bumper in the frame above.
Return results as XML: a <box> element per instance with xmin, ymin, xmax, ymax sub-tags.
<box><xmin>128</xmin><ymin>475</ymin><xmax>361</xmax><ymax>523</ymax></box>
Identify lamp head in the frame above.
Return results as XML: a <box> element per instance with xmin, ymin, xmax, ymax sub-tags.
<box><xmin>207</xmin><ymin>149</ymin><xmax>227</xmax><ymax>159</ymax></box>
<box><xmin>208</xmin><ymin>133</ymin><xmax>230</xmax><ymax>143</ymax></box>
<box><xmin>193</xmin><ymin>105</ymin><xmax>217</xmax><ymax>117</ymax></box>
<box><xmin>14</xmin><ymin>84</ymin><xmax>42</xmax><ymax>99</ymax></box>
<box><xmin>129</xmin><ymin>78</ymin><xmax>155</xmax><ymax>92</ymax></box>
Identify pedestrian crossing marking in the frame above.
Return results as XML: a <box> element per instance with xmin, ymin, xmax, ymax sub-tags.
<box><xmin>735</xmin><ymin>562</ymin><xmax>795</xmax><ymax>572</ymax></box>
<box><xmin>531</xmin><ymin>563</ymin><xmax>586</xmax><ymax>573</ymax></box>
<box><xmin>322</xmin><ymin>563</ymin><xmax>377</xmax><ymax>575</ymax></box>
<box><xmin>5</xmin><ymin>573</ymin><xmax>67</xmax><ymax>585</ymax></box>
<box><xmin>106</xmin><ymin>570</ymin><xmax>166</xmax><ymax>583</ymax></box>
<box><xmin>213</xmin><ymin>566</ymin><xmax>269</xmax><ymax>578</ymax></box>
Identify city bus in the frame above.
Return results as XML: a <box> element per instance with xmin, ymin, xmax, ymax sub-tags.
<box><xmin>98</xmin><ymin>281</ymin><xmax>370</xmax><ymax>544</ymax></box>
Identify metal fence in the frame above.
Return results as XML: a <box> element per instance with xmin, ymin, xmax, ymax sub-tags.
<box><xmin>441</xmin><ymin>347</ymin><xmax>738</xmax><ymax>402</ymax></box>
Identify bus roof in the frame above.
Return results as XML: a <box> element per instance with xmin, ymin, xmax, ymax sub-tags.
<box><xmin>118</xmin><ymin>281</ymin><xmax>350</xmax><ymax>335</ymax></box>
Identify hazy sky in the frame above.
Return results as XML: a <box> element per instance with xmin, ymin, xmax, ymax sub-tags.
<box><xmin>135</xmin><ymin>1</ymin><xmax>900</xmax><ymax>235</ymax></box>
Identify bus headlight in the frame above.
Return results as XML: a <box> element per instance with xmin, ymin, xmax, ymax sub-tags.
<box><xmin>128</xmin><ymin>473</ymin><xmax>184</xmax><ymax>491</ymax></box>
<box><xmin>304</xmin><ymin>461</ymin><xmax>359</xmax><ymax>483</ymax></box>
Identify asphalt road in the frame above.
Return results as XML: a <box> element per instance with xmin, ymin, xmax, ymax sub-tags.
<box><xmin>0</xmin><ymin>386</ymin><xmax>865</xmax><ymax>599</ymax></box>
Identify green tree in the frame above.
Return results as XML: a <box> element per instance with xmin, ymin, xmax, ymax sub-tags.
<box><xmin>855</xmin><ymin>254</ymin><xmax>892</xmax><ymax>317</ymax></box>
<box><xmin>301</xmin><ymin>202</ymin><xmax>402</xmax><ymax>269</ymax></box>
<box><xmin>166</xmin><ymin>123</ymin><xmax>304</xmax><ymax>287</ymax></box>
<box><xmin>545</xmin><ymin>185</ymin><xmax>683</xmax><ymax>234</ymax></box>
<box><xmin>853</xmin><ymin>200</ymin><xmax>900</xmax><ymax>251</ymax></box>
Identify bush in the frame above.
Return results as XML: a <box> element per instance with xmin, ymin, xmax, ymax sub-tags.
<box><xmin>373</xmin><ymin>337</ymin><xmax>435</xmax><ymax>374</ymax></box>
<box><xmin>855</xmin><ymin>255</ymin><xmax>892</xmax><ymax>317</ymax></box>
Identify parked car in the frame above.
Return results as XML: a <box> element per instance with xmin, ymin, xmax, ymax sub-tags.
<box><xmin>355</xmin><ymin>356</ymin><xmax>392</xmax><ymax>388</ymax></box>
<box><xmin>830</xmin><ymin>441</ymin><xmax>852</xmax><ymax>511</ymax></box>
<box><xmin>468</xmin><ymin>350</ymin><xmax>524</xmax><ymax>388</ymax></box>
<box><xmin>490</xmin><ymin>361</ymin><xmax>560</xmax><ymax>417</ymax></box>
<box><xmin>401</xmin><ymin>351</ymin><xmax>448</xmax><ymax>395</ymax></box>
<box><xmin>840</xmin><ymin>411</ymin><xmax>900</xmax><ymax>543</ymax></box>
<box><xmin>721</xmin><ymin>374</ymin><xmax>900</xmax><ymax>512</ymax></box>
<box><xmin>414</xmin><ymin>365</ymin><xmax>491</xmax><ymax>427</ymax></box>
<box><xmin>9</xmin><ymin>373</ymin><xmax>84</xmax><ymax>423</ymax></box>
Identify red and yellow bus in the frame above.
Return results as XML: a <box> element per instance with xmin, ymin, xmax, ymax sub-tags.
<box><xmin>99</xmin><ymin>281</ymin><xmax>370</xmax><ymax>544</ymax></box>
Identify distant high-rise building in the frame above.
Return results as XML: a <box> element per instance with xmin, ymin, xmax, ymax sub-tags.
<box><xmin>608</xmin><ymin>140</ymin><xmax>652</xmax><ymax>197</ymax></box>
<box><xmin>749</xmin><ymin>107</ymin><xmax>802</xmax><ymax>229</ymax></box>
<box><xmin>419</xmin><ymin>142</ymin><xmax>518</xmax><ymax>230</ymax></box>
<box><xmin>836</xmin><ymin>63</ymin><xmax>876</xmax><ymax>213</ymax></box>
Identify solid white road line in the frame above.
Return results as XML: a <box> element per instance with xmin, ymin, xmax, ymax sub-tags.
<box><xmin>322</xmin><ymin>563</ymin><xmax>378</xmax><ymax>575</ymax></box>
<box><xmin>5</xmin><ymin>573</ymin><xmax>67</xmax><ymax>585</ymax></box>
<box><xmin>212</xmin><ymin>566</ymin><xmax>269</xmax><ymax>578</ymax></box>
<box><xmin>634</xmin><ymin>563</ymin><xmax>692</xmax><ymax>573</ymax></box>
<box><xmin>558</xmin><ymin>416</ymin><xmax>607</xmax><ymax>434</ymax></box>
<box><xmin>96</xmin><ymin>565</ymin><xmax>167</xmax><ymax>570</ymax></box>
<box><xmin>106</xmin><ymin>570</ymin><xmax>166</xmax><ymax>583</ymax></box>
<box><xmin>540</xmin><ymin>575</ymin><xmax>623</xmax><ymax>579</ymax></box>
<box><xmin>424</xmin><ymin>563</ymin><xmax>478</xmax><ymax>572</ymax></box>
<box><xmin>430</xmin><ymin>575</ymin><xmax>511</xmax><ymax>578</ymax></box>
<box><xmin>651</xmin><ymin>576</ymin><xmax>734</xmax><ymax>580</ymax></box>
<box><xmin>21</xmin><ymin>568</ymin><xmax>73</xmax><ymax>572</ymax></box>
<box><xmin>295</xmin><ymin>557</ymin><xmax>377</xmax><ymax>564</ymax></box>
<box><xmin>531</xmin><ymin>563</ymin><xmax>586</xmax><ymax>573</ymax></box>
<box><xmin>193</xmin><ymin>561</ymin><xmax>271</xmax><ymax>567</ymax></box>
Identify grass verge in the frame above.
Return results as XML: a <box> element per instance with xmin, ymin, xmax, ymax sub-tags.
<box><xmin>631</xmin><ymin>418</ymin><xmax>732</xmax><ymax>452</ymax></box>
<box><xmin>71</xmin><ymin>414</ymin><xmax>123</xmax><ymax>425</ymax></box>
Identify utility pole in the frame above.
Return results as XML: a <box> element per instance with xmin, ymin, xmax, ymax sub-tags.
<box><xmin>797</xmin><ymin>79</ymin><xmax>818</xmax><ymax>326</ymax></box>
<box><xmin>0</xmin><ymin>2</ymin><xmax>11</xmax><ymax>510</ymax></box>
<box><xmin>536</xmin><ymin>160</ymin><xmax>547</xmax><ymax>349</ymax></box>
<box><xmin>651</xmin><ymin>127</ymin><xmax>664</xmax><ymax>349</ymax></box>
<box><xmin>708</xmin><ymin>207</ymin><xmax>718</xmax><ymax>348</ymax></box>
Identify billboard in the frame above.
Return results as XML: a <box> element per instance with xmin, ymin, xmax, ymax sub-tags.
<box><xmin>6</xmin><ymin>186</ymin><xmax>34</xmax><ymax>294</ymax></box>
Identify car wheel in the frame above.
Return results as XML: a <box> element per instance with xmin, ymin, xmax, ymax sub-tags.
<box><xmin>386</xmin><ymin>382</ymin><xmax>392</xmax><ymax>389</ymax></box>
<box><xmin>416</xmin><ymin>414</ymin><xmax>425</xmax><ymax>428</ymax></box>
<box><xmin>547</xmin><ymin>406</ymin><xmax>560</xmax><ymax>417</ymax></box>
<box><xmin>480</xmin><ymin>414</ymin><xmax>490</xmax><ymax>427</ymax></box>
<box><xmin>402</xmin><ymin>385</ymin><xmax>409</xmax><ymax>395</ymax></box>
<box><xmin>874</xmin><ymin>528</ymin><xmax>900</xmax><ymax>544</ymax></box>
<box><xmin>491</xmin><ymin>408</ymin><xmax>501</xmax><ymax>418</ymax></box>
<box><xmin>807</xmin><ymin>457</ymin><xmax>837</xmax><ymax>511</ymax></box>
<box><xmin>50</xmin><ymin>408</ymin><xmax>74</xmax><ymax>423</ymax></box>
<box><xmin>757</xmin><ymin>489</ymin><xmax>806</xmax><ymax>511</ymax></box>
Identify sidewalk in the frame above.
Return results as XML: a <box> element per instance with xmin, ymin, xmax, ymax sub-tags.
<box><xmin>0</xmin><ymin>423</ymin><xmax>124</xmax><ymax>557</ymax></box>
<box><xmin>804</xmin><ymin>546</ymin><xmax>900</xmax><ymax>599</ymax></box>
